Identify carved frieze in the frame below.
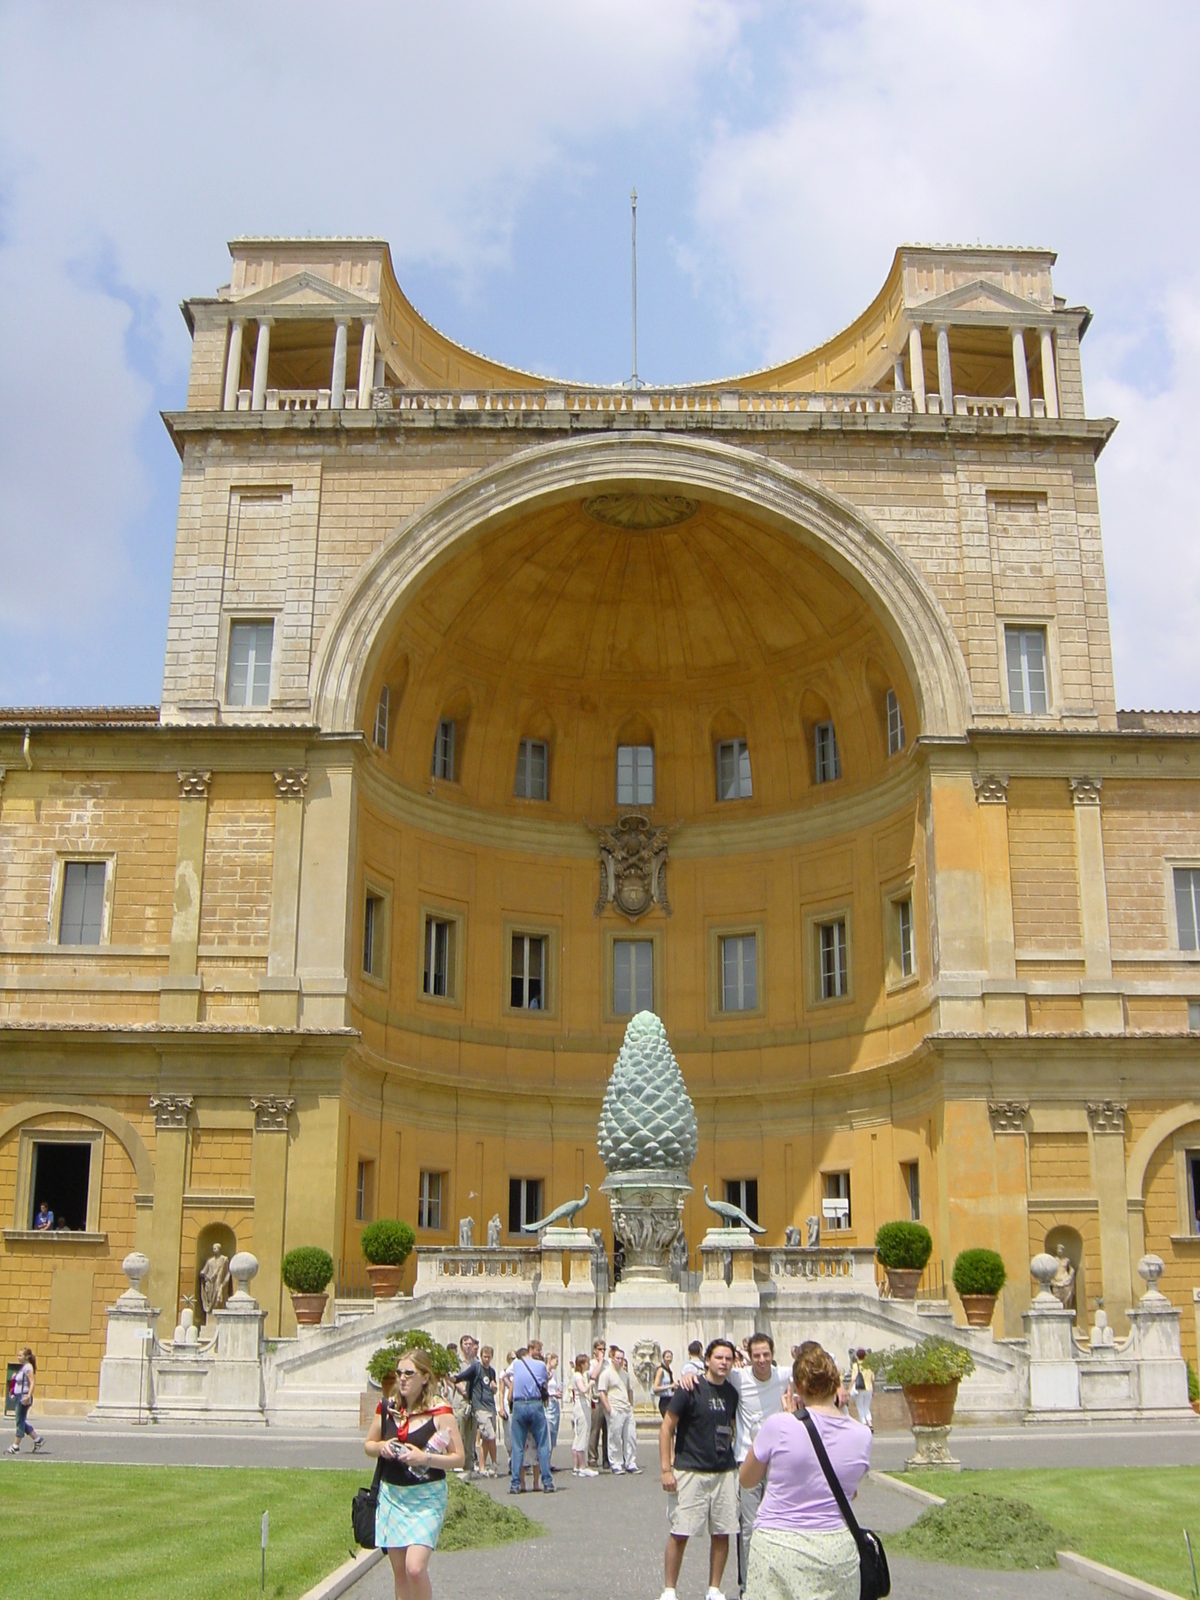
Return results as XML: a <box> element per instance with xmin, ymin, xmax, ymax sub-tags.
<box><xmin>987</xmin><ymin>1100</ymin><xmax>1029</xmax><ymax>1133</ymax></box>
<box><xmin>1070</xmin><ymin>776</ymin><xmax>1103</xmax><ymax>807</ymax></box>
<box><xmin>973</xmin><ymin>774</ymin><xmax>1009</xmax><ymax>805</ymax></box>
<box><xmin>176</xmin><ymin>770</ymin><xmax>212</xmax><ymax>800</ymax></box>
<box><xmin>1086</xmin><ymin>1099</ymin><xmax>1127</xmax><ymax>1134</ymax></box>
<box><xmin>251</xmin><ymin>1095</ymin><xmax>295</xmax><ymax>1133</ymax></box>
<box><xmin>150</xmin><ymin>1094</ymin><xmax>194</xmax><ymax>1130</ymax></box>
<box><xmin>592</xmin><ymin>813</ymin><xmax>672</xmax><ymax>921</ymax></box>
<box><xmin>273</xmin><ymin>769</ymin><xmax>309</xmax><ymax>799</ymax></box>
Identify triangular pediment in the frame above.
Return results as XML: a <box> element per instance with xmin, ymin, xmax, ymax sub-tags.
<box><xmin>231</xmin><ymin>271</ymin><xmax>375</xmax><ymax>313</ymax></box>
<box><xmin>912</xmin><ymin>279</ymin><xmax>1052</xmax><ymax>323</ymax></box>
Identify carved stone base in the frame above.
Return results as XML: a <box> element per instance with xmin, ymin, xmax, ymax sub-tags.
<box><xmin>904</xmin><ymin>1424</ymin><xmax>961</xmax><ymax>1471</ymax></box>
<box><xmin>602</xmin><ymin>1169</ymin><xmax>691</xmax><ymax>1282</ymax></box>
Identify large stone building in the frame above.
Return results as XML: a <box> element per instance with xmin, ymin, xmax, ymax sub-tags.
<box><xmin>2</xmin><ymin>237</ymin><xmax>1199</xmax><ymax>1407</ymax></box>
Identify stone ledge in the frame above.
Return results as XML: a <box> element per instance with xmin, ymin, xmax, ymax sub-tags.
<box><xmin>1056</xmin><ymin>1550</ymin><xmax>1183</xmax><ymax>1600</ymax></box>
<box><xmin>182</xmin><ymin>1192</ymin><xmax>255</xmax><ymax>1210</ymax></box>
<box><xmin>2</xmin><ymin>1229</ymin><xmax>107</xmax><ymax>1245</ymax></box>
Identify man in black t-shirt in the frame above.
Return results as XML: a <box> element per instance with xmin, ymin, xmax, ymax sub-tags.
<box><xmin>658</xmin><ymin>1337</ymin><xmax>739</xmax><ymax>1600</ymax></box>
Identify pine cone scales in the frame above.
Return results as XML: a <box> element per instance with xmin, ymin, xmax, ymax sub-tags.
<box><xmin>598</xmin><ymin>1011</ymin><xmax>698</xmax><ymax>1173</ymax></box>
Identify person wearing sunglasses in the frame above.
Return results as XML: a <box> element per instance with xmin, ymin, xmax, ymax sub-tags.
<box><xmin>365</xmin><ymin>1348</ymin><xmax>466</xmax><ymax>1599</ymax></box>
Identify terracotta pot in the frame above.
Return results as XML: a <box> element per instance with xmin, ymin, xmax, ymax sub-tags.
<box><xmin>903</xmin><ymin>1380</ymin><xmax>959</xmax><ymax>1427</ymax></box>
<box><xmin>290</xmin><ymin>1291</ymin><xmax>329</xmax><ymax>1326</ymax></box>
<box><xmin>885</xmin><ymin>1266</ymin><xmax>923</xmax><ymax>1300</ymax></box>
<box><xmin>1191</xmin><ymin>1399</ymin><xmax>1199</xmax><ymax>1415</ymax></box>
<box><xmin>960</xmin><ymin>1293</ymin><xmax>997</xmax><ymax>1328</ymax></box>
<box><xmin>366</xmin><ymin>1264</ymin><xmax>404</xmax><ymax>1298</ymax></box>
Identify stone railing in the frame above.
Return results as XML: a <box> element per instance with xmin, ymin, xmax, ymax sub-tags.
<box><xmin>954</xmin><ymin>394</ymin><xmax>1047</xmax><ymax>419</ymax></box>
<box><xmin>765</xmin><ymin>1246</ymin><xmax>878</xmax><ymax>1286</ymax></box>
<box><xmin>413</xmin><ymin>1246</ymin><xmax>539</xmax><ymax>1286</ymax></box>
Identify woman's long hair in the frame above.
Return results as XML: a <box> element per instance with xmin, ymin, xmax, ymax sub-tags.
<box><xmin>792</xmin><ymin>1343</ymin><xmax>840</xmax><ymax>1403</ymax></box>
<box><xmin>393</xmin><ymin>1346</ymin><xmax>438</xmax><ymax>1414</ymax></box>
<box><xmin>20</xmin><ymin>1348</ymin><xmax>36</xmax><ymax>1373</ymax></box>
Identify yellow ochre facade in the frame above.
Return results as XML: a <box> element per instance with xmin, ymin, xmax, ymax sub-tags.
<box><xmin>2</xmin><ymin>238</ymin><xmax>1199</xmax><ymax>1406</ymax></box>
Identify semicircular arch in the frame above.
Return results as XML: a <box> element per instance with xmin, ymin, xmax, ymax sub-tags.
<box><xmin>1126</xmin><ymin>1103</ymin><xmax>1200</xmax><ymax>1201</ymax></box>
<box><xmin>310</xmin><ymin>433</ymin><xmax>973</xmax><ymax>740</ymax></box>
<box><xmin>0</xmin><ymin>1101</ymin><xmax>154</xmax><ymax>1192</ymax></box>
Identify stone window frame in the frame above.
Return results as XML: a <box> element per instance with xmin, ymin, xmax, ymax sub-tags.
<box><xmin>715</xmin><ymin>738</ymin><xmax>753</xmax><ymax>802</ymax></box>
<box><xmin>707</xmin><ymin>921</ymin><xmax>766</xmax><ymax>1022</ymax></box>
<box><xmin>417</xmin><ymin>1168</ymin><xmax>448</xmax><ymax>1232</ymax></box>
<box><xmin>503</xmin><ymin>919</ymin><xmax>559</xmax><ymax>1021</ymax></box>
<box><xmin>820</xmin><ymin>1168</ymin><xmax>853</xmax><ymax>1235</ymax></box>
<box><xmin>361</xmin><ymin>875</ymin><xmax>391</xmax><ymax>989</ymax></box>
<box><xmin>603</xmin><ymin>926</ymin><xmax>662</xmax><ymax>1022</ymax></box>
<box><xmin>803</xmin><ymin>903</ymin><xmax>854</xmax><ymax>1009</ymax></box>
<box><xmin>418</xmin><ymin>900</ymin><xmax>465</xmax><ymax>1009</ymax></box>
<box><xmin>9</xmin><ymin>1124</ymin><xmax>105</xmax><ymax>1237</ymax></box>
<box><xmin>886</xmin><ymin>689</ymin><xmax>906</xmax><ymax>756</ymax></box>
<box><xmin>216</xmin><ymin>609</ymin><xmax>282</xmax><ymax>715</ymax></box>
<box><xmin>996</xmin><ymin>613</ymin><xmax>1061</xmax><ymax>719</ymax></box>
<box><xmin>881</xmin><ymin>873</ymin><xmax>919</xmax><ymax>994</ymax></box>
<box><xmin>1169</xmin><ymin>1128</ymin><xmax>1200</xmax><ymax>1239</ymax></box>
<box><xmin>513</xmin><ymin>738</ymin><xmax>550</xmax><ymax>802</ymax></box>
<box><xmin>355</xmin><ymin>1157</ymin><xmax>375</xmax><ymax>1224</ymax></box>
<box><xmin>48</xmin><ymin>854</ymin><xmax>116</xmax><ymax>948</ymax></box>
<box><xmin>1165</xmin><ymin>860</ymin><xmax>1200</xmax><ymax>956</ymax></box>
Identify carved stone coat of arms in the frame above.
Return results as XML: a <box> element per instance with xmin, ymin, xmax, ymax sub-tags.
<box><xmin>592</xmin><ymin>813</ymin><xmax>671</xmax><ymax>921</ymax></box>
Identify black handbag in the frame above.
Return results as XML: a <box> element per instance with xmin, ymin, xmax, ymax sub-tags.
<box><xmin>351</xmin><ymin>1458</ymin><xmax>382</xmax><ymax>1549</ymax></box>
<box><xmin>798</xmin><ymin>1408</ymin><xmax>890</xmax><ymax>1600</ymax></box>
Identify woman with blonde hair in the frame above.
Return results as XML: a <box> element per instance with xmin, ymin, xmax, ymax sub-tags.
<box><xmin>738</xmin><ymin>1343</ymin><xmax>872</xmax><ymax>1600</ymax></box>
<box><xmin>365</xmin><ymin>1347</ymin><xmax>466</xmax><ymax>1600</ymax></box>
<box><xmin>569</xmin><ymin>1353</ymin><xmax>596</xmax><ymax>1476</ymax></box>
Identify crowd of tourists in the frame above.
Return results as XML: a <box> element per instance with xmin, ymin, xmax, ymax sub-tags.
<box><xmin>366</xmin><ymin>1327</ymin><xmax>878</xmax><ymax>1600</ymax></box>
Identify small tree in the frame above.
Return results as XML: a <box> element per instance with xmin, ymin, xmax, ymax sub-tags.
<box><xmin>368</xmin><ymin>1328</ymin><xmax>459</xmax><ymax>1387</ymax></box>
<box><xmin>952</xmin><ymin>1248</ymin><xmax>1007</xmax><ymax>1297</ymax></box>
<box><xmin>866</xmin><ymin>1337</ymin><xmax>975</xmax><ymax>1388</ymax></box>
<box><xmin>875</xmin><ymin>1221</ymin><xmax>933</xmax><ymax>1271</ymax></box>
<box><xmin>281</xmin><ymin>1246</ymin><xmax>334</xmax><ymax>1295</ymax></box>
<box><xmin>361</xmin><ymin>1219</ymin><xmax>416</xmax><ymax>1267</ymax></box>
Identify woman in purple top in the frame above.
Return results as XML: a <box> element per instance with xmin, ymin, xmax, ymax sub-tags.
<box><xmin>738</xmin><ymin>1343</ymin><xmax>871</xmax><ymax>1600</ymax></box>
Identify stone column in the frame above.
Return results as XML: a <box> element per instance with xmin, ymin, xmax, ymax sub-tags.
<box><xmin>1087</xmin><ymin>1099</ymin><xmax>1133</xmax><ymax>1332</ymax></box>
<box><xmin>1070</xmin><ymin>777</ymin><xmax>1123</xmax><ymax>1033</ymax></box>
<box><xmin>1023</xmin><ymin>1253</ymin><xmax>1080</xmax><ymax>1411</ymax></box>
<box><xmin>936</xmin><ymin>326</ymin><xmax>953</xmax><ymax>413</ymax></box>
<box><xmin>223</xmin><ymin>319</ymin><xmax>245</xmax><ymax>412</ymax></box>
<box><xmin>250</xmin><ymin>1097</ymin><xmax>294</xmax><ymax>1338</ymax></box>
<box><xmin>1040</xmin><ymin>329</ymin><xmax>1059</xmax><ymax>419</ymax></box>
<box><xmin>330</xmin><ymin>318</ymin><xmax>350</xmax><ymax>409</ymax></box>
<box><xmin>908</xmin><ymin>327</ymin><xmax>926</xmax><ymax>412</ymax></box>
<box><xmin>147</xmin><ymin>1095</ymin><xmax>192</xmax><ymax>1338</ymax></box>
<box><xmin>1012</xmin><ymin>328</ymin><xmax>1031</xmax><ymax>417</ymax></box>
<box><xmin>250</xmin><ymin>319</ymin><xmax>273</xmax><ymax>410</ymax></box>
<box><xmin>260</xmin><ymin>769</ymin><xmax>307</xmax><ymax>1027</ymax></box>
<box><xmin>357</xmin><ymin>320</ymin><xmax>377</xmax><ymax>404</ymax></box>
<box><xmin>160</xmin><ymin>771</ymin><xmax>210</xmax><ymax>1026</ymax></box>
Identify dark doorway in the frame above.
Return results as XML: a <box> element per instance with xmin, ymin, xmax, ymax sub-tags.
<box><xmin>31</xmin><ymin>1143</ymin><xmax>91</xmax><ymax>1230</ymax></box>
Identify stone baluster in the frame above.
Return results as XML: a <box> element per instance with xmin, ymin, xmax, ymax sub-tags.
<box><xmin>1012</xmin><ymin>328</ymin><xmax>1031</xmax><ymax>417</ymax></box>
<box><xmin>1040</xmin><ymin>328</ymin><xmax>1059</xmax><ymax>419</ymax></box>
<box><xmin>223</xmin><ymin>319</ymin><xmax>245</xmax><ymax>412</ymax></box>
<box><xmin>331</xmin><ymin>318</ymin><xmax>350</xmax><ymax>409</ymax></box>
<box><xmin>250</xmin><ymin>318</ymin><xmax>272</xmax><ymax>410</ymax></box>
<box><xmin>935</xmin><ymin>327</ymin><xmax>953</xmax><ymax>414</ymax></box>
<box><xmin>908</xmin><ymin>327</ymin><xmax>926</xmax><ymax>412</ymax></box>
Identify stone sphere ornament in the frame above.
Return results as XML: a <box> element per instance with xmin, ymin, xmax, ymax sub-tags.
<box><xmin>122</xmin><ymin>1251</ymin><xmax>150</xmax><ymax>1289</ymax></box>
<box><xmin>598</xmin><ymin>1011</ymin><xmax>698</xmax><ymax>1174</ymax></box>
<box><xmin>1137</xmin><ymin>1253</ymin><xmax>1165</xmax><ymax>1294</ymax></box>
<box><xmin>1030</xmin><ymin>1252</ymin><xmax>1059</xmax><ymax>1298</ymax></box>
<box><xmin>229</xmin><ymin>1252</ymin><xmax>260</xmax><ymax>1299</ymax></box>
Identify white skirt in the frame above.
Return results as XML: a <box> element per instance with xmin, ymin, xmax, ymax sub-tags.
<box><xmin>744</xmin><ymin>1526</ymin><xmax>859</xmax><ymax>1600</ymax></box>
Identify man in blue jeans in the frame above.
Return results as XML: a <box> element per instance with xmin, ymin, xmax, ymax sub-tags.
<box><xmin>508</xmin><ymin>1339</ymin><xmax>555</xmax><ymax>1494</ymax></box>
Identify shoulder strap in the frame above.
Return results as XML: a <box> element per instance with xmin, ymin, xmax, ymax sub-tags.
<box><xmin>797</xmin><ymin>1408</ymin><xmax>864</xmax><ymax>1546</ymax></box>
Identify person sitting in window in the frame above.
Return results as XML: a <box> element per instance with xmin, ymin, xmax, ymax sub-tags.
<box><xmin>33</xmin><ymin>1202</ymin><xmax>53</xmax><ymax>1231</ymax></box>
<box><xmin>54</xmin><ymin>1216</ymin><xmax>71</xmax><ymax>1231</ymax></box>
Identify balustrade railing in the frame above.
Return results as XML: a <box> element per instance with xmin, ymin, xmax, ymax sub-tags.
<box><xmin>414</xmin><ymin>1246</ymin><xmax>539</xmax><ymax>1284</ymax></box>
<box><xmin>766</xmin><ymin>1246</ymin><xmax>878</xmax><ymax>1286</ymax></box>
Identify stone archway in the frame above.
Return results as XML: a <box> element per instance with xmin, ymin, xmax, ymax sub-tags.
<box><xmin>309</xmin><ymin>433</ymin><xmax>974</xmax><ymax>741</ymax></box>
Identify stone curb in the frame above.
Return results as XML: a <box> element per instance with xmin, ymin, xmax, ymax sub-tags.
<box><xmin>867</xmin><ymin>1469</ymin><xmax>946</xmax><ymax>1507</ymax></box>
<box><xmin>1055</xmin><ymin>1551</ymin><xmax>1185</xmax><ymax>1600</ymax></box>
<box><xmin>298</xmin><ymin>1547</ymin><xmax>383</xmax><ymax>1600</ymax></box>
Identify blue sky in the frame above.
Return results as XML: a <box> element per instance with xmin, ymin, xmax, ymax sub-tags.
<box><xmin>1</xmin><ymin>2</ymin><xmax>1198</xmax><ymax>709</ymax></box>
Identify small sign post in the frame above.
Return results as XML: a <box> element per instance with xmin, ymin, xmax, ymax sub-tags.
<box><xmin>261</xmin><ymin>1510</ymin><xmax>268</xmax><ymax>1593</ymax></box>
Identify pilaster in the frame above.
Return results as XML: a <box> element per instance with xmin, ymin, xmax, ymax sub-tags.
<box><xmin>161</xmin><ymin>771</ymin><xmax>210</xmax><ymax>1025</ymax></box>
<box><xmin>974</xmin><ymin>775</ymin><xmax>1025</xmax><ymax>1032</ymax></box>
<box><xmin>147</xmin><ymin>1095</ymin><xmax>193</xmax><ymax>1337</ymax></box>
<box><xmin>250</xmin><ymin>1096</ymin><xmax>294</xmax><ymax>1338</ymax></box>
<box><xmin>261</xmin><ymin>769</ymin><xmax>307</xmax><ymax>1027</ymax></box>
<box><xmin>1087</xmin><ymin>1099</ymin><xmax>1133</xmax><ymax>1332</ymax></box>
<box><xmin>928</xmin><ymin>771</ymin><xmax>987</xmax><ymax>1029</ymax></box>
<box><xmin>1071</xmin><ymin>778</ymin><xmax>1123</xmax><ymax>1033</ymax></box>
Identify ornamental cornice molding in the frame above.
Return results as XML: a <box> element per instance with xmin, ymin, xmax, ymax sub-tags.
<box><xmin>1070</xmin><ymin>776</ymin><xmax>1102</xmax><ymax>806</ymax></box>
<box><xmin>1086</xmin><ymin>1099</ymin><xmax>1127</xmax><ymax>1134</ymax></box>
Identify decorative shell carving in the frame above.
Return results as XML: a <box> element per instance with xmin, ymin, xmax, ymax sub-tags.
<box><xmin>598</xmin><ymin>1011</ymin><xmax>698</xmax><ymax>1174</ymax></box>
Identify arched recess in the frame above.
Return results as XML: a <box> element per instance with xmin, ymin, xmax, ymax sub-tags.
<box><xmin>0</xmin><ymin>1101</ymin><xmax>153</xmax><ymax>1193</ymax></box>
<box><xmin>1125</xmin><ymin>1102</ymin><xmax>1200</xmax><ymax>1263</ymax></box>
<box><xmin>1043</xmin><ymin>1225</ymin><xmax>1086</xmax><ymax>1322</ymax></box>
<box><xmin>310</xmin><ymin>433</ymin><xmax>974</xmax><ymax>740</ymax></box>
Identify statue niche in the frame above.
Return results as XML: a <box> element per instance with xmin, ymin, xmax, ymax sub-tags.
<box><xmin>194</xmin><ymin>1221</ymin><xmax>237</xmax><ymax>1325</ymax></box>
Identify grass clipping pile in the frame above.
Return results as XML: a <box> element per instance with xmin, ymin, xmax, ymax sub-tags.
<box><xmin>893</xmin><ymin>1492</ymin><xmax>1065</xmax><ymax>1571</ymax></box>
<box><xmin>441</xmin><ymin>1475</ymin><xmax>538</xmax><ymax>1552</ymax></box>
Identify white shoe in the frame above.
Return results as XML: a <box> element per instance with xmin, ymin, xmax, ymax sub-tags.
<box><xmin>580</xmin><ymin>1467</ymin><xmax>599</xmax><ymax>1477</ymax></box>
<box><xmin>610</xmin><ymin>1465</ymin><xmax>625</xmax><ymax>1474</ymax></box>
<box><xmin>658</xmin><ymin>1590</ymin><xmax>679</xmax><ymax>1600</ymax></box>
<box><xmin>626</xmin><ymin>1464</ymin><xmax>641</xmax><ymax>1473</ymax></box>
<box><xmin>706</xmin><ymin>1589</ymin><xmax>727</xmax><ymax>1600</ymax></box>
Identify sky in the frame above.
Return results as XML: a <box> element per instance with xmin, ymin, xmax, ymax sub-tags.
<box><xmin>1</xmin><ymin>1</ymin><xmax>1198</xmax><ymax>711</ymax></box>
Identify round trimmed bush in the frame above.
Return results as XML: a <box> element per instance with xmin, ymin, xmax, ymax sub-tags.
<box><xmin>953</xmin><ymin>1248</ymin><xmax>1007</xmax><ymax>1297</ymax></box>
<box><xmin>875</xmin><ymin>1221</ymin><xmax>933</xmax><ymax>1271</ymax></box>
<box><xmin>281</xmin><ymin>1246</ymin><xmax>334</xmax><ymax>1294</ymax></box>
<box><xmin>360</xmin><ymin>1219</ymin><xmax>416</xmax><ymax>1266</ymax></box>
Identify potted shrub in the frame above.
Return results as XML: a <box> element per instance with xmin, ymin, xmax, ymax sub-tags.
<box><xmin>1188</xmin><ymin>1360</ymin><xmax>1199</xmax><ymax>1416</ymax></box>
<box><xmin>282</xmin><ymin>1246</ymin><xmax>334</xmax><ymax>1326</ymax></box>
<box><xmin>360</xmin><ymin>1219</ymin><xmax>416</xmax><ymax>1298</ymax></box>
<box><xmin>868</xmin><ymin>1337</ymin><xmax>975</xmax><ymax>1429</ymax></box>
<box><xmin>368</xmin><ymin>1328</ymin><xmax>459</xmax><ymax>1387</ymax></box>
<box><xmin>952</xmin><ymin>1248</ymin><xmax>1007</xmax><ymax>1328</ymax></box>
<box><xmin>875</xmin><ymin>1221</ymin><xmax>933</xmax><ymax>1300</ymax></box>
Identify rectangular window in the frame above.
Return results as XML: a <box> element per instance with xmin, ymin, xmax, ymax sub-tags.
<box><xmin>226</xmin><ymin>620</ymin><xmax>274</xmax><ymax>708</ymax></box>
<box><xmin>818</xmin><ymin>920</ymin><xmax>848</xmax><ymax>1000</ymax></box>
<box><xmin>616</xmin><ymin>744</ymin><xmax>654</xmax><ymax>806</ymax></box>
<box><xmin>897</xmin><ymin>898</ymin><xmax>915</xmax><ymax>979</ymax></box>
<box><xmin>363</xmin><ymin>894</ymin><xmax>384</xmax><ymax>980</ymax></box>
<box><xmin>59</xmin><ymin>861</ymin><xmax>106</xmax><ymax>946</ymax></box>
<box><xmin>614</xmin><ymin>939</ymin><xmax>654</xmax><ymax>1015</ymax></box>
<box><xmin>903</xmin><ymin>1161</ymin><xmax>921</xmax><ymax>1222</ymax></box>
<box><xmin>1175</xmin><ymin>868</ymin><xmax>1200</xmax><ymax>952</ymax></box>
<box><xmin>432</xmin><ymin>718</ymin><xmax>456</xmax><ymax>781</ymax></box>
<box><xmin>716</xmin><ymin>739</ymin><xmax>752</xmax><ymax>801</ymax></box>
<box><xmin>30</xmin><ymin>1142</ymin><xmax>92</xmax><ymax>1231</ymax></box>
<box><xmin>510</xmin><ymin>933</ymin><xmax>546</xmax><ymax>1010</ymax></box>
<box><xmin>1189</xmin><ymin>1000</ymin><xmax>1200</xmax><ymax>1031</ymax></box>
<box><xmin>724</xmin><ymin>1178</ymin><xmax>759</xmax><ymax>1225</ymax></box>
<box><xmin>823</xmin><ymin>1170</ymin><xmax>851</xmax><ymax>1231</ymax></box>
<box><xmin>423</xmin><ymin>916</ymin><xmax>454</xmax><ymax>999</ymax></box>
<box><xmin>508</xmin><ymin>1177</ymin><xmax>543</xmax><ymax>1234</ymax></box>
<box><xmin>720</xmin><ymin>933</ymin><xmax>758</xmax><ymax>1011</ymax></box>
<box><xmin>355</xmin><ymin>1159</ymin><xmax>375</xmax><ymax>1224</ymax></box>
<box><xmin>373</xmin><ymin>687</ymin><xmax>389</xmax><ymax>751</ymax></box>
<box><xmin>514</xmin><ymin>738</ymin><xmax>549</xmax><ymax>801</ymax></box>
<box><xmin>1005</xmin><ymin>626</ymin><xmax>1049</xmax><ymax>714</ymax></box>
<box><xmin>887</xmin><ymin>689</ymin><xmax>905</xmax><ymax>755</ymax></box>
<box><xmin>814</xmin><ymin>722</ymin><xmax>841</xmax><ymax>784</ymax></box>
<box><xmin>418</xmin><ymin>1170</ymin><xmax>444</xmax><ymax>1231</ymax></box>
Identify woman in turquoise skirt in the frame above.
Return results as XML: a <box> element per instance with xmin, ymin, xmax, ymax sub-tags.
<box><xmin>365</xmin><ymin>1348</ymin><xmax>466</xmax><ymax>1599</ymax></box>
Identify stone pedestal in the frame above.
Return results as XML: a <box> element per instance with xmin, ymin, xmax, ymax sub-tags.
<box><xmin>602</xmin><ymin>1169</ymin><xmax>691</xmax><ymax>1283</ymax></box>
<box><xmin>905</xmin><ymin>1425</ymin><xmax>961</xmax><ymax>1471</ymax></box>
<box><xmin>1023</xmin><ymin>1255</ymin><xmax>1081</xmax><ymax>1413</ymax></box>
<box><xmin>698</xmin><ymin>1228</ymin><xmax>760</xmax><ymax>1347</ymax></box>
<box><xmin>93</xmin><ymin>1253</ymin><xmax>158</xmax><ymax>1420</ymax></box>
<box><xmin>1127</xmin><ymin>1256</ymin><xmax>1190</xmax><ymax>1412</ymax></box>
<box><xmin>209</xmin><ymin>1294</ymin><xmax>267</xmax><ymax>1419</ymax></box>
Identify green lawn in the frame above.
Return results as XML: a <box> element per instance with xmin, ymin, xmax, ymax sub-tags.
<box><xmin>0</xmin><ymin>1464</ymin><xmax>536</xmax><ymax>1600</ymax></box>
<box><xmin>894</xmin><ymin>1467</ymin><xmax>1200</xmax><ymax>1597</ymax></box>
